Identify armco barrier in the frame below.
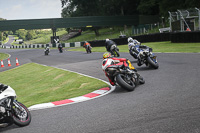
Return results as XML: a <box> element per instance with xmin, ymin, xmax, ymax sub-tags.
<box><xmin>171</xmin><ymin>31</ymin><xmax>200</xmax><ymax>43</ymax></box>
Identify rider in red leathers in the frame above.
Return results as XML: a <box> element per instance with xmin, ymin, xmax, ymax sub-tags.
<box><xmin>102</xmin><ymin>52</ymin><xmax>136</xmax><ymax>86</ymax></box>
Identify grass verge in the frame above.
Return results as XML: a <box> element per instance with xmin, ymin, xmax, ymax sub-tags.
<box><xmin>0</xmin><ymin>53</ymin><xmax>9</xmax><ymax>60</ymax></box>
<box><xmin>0</xmin><ymin>63</ymin><xmax>108</xmax><ymax>107</ymax></box>
<box><xmin>25</xmin><ymin>30</ymin><xmax>67</xmax><ymax>44</ymax></box>
<box><xmin>68</xmin><ymin>41</ymin><xmax>200</xmax><ymax>53</ymax></box>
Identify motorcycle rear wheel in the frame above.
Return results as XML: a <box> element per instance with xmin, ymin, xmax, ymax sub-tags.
<box><xmin>116</xmin><ymin>74</ymin><xmax>135</xmax><ymax>91</ymax></box>
<box><xmin>45</xmin><ymin>51</ymin><xmax>48</xmax><ymax>55</ymax></box>
<box><xmin>147</xmin><ymin>57</ymin><xmax>159</xmax><ymax>69</ymax></box>
<box><xmin>12</xmin><ymin>101</ymin><xmax>31</xmax><ymax>127</ymax></box>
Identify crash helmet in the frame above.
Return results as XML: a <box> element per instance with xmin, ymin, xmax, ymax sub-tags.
<box><xmin>103</xmin><ymin>52</ymin><xmax>111</xmax><ymax>59</ymax></box>
<box><xmin>102</xmin><ymin>58</ymin><xmax>115</xmax><ymax>70</ymax></box>
<box><xmin>128</xmin><ymin>37</ymin><xmax>134</xmax><ymax>43</ymax></box>
<box><xmin>105</xmin><ymin>38</ymin><xmax>109</xmax><ymax>42</ymax></box>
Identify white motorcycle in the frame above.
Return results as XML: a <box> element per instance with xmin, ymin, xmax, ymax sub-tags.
<box><xmin>0</xmin><ymin>84</ymin><xmax>31</xmax><ymax>127</ymax></box>
<box><xmin>44</xmin><ymin>46</ymin><xmax>50</xmax><ymax>55</ymax></box>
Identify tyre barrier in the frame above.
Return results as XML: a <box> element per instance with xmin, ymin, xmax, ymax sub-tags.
<box><xmin>1</xmin><ymin>42</ymin><xmax>84</xmax><ymax>49</ymax></box>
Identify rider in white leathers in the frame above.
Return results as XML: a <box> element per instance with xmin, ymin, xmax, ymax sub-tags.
<box><xmin>128</xmin><ymin>37</ymin><xmax>140</xmax><ymax>50</ymax></box>
<box><xmin>128</xmin><ymin>37</ymin><xmax>141</xmax><ymax>59</ymax></box>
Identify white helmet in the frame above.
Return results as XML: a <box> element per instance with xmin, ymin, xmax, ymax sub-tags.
<box><xmin>106</xmin><ymin>38</ymin><xmax>109</xmax><ymax>42</ymax></box>
<box><xmin>128</xmin><ymin>37</ymin><xmax>133</xmax><ymax>43</ymax></box>
<box><xmin>102</xmin><ymin>58</ymin><xmax>114</xmax><ymax>70</ymax></box>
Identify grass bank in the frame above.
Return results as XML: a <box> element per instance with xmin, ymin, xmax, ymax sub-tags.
<box><xmin>24</xmin><ymin>30</ymin><xmax>67</xmax><ymax>44</ymax></box>
<box><xmin>0</xmin><ymin>53</ymin><xmax>9</xmax><ymax>60</ymax></box>
<box><xmin>0</xmin><ymin>63</ymin><xmax>108</xmax><ymax>107</ymax></box>
<box><xmin>62</xmin><ymin>27</ymin><xmax>132</xmax><ymax>43</ymax></box>
<box><xmin>68</xmin><ymin>41</ymin><xmax>200</xmax><ymax>53</ymax></box>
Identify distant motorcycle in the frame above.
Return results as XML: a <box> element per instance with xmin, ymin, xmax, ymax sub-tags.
<box><xmin>110</xmin><ymin>44</ymin><xmax>120</xmax><ymax>57</ymax></box>
<box><xmin>129</xmin><ymin>45</ymin><xmax>159</xmax><ymax>69</ymax></box>
<box><xmin>0</xmin><ymin>84</ymin><xmax>31</xmax><ymax>127</ymax></box>
<box><xmin>44</xmin><ymin>46</ymin><xmax>50</xmax><ymax>55</ymax></box>
<box><xmin>58</xmin><ymin>44</ymin><xmax>63</xmax><ymax>53</ymax></box>
<box><xmin>86</xmin><ymin>45</ymin><xmax>92</xmax><ymax>53</ymax></box>
<box><xmin>58</xmin><ymin>47</ymin><xmax>63</xmax><ymax>53</ymax></box>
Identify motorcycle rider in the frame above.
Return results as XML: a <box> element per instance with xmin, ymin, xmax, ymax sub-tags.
<box><xmin>102</xmin><ymin>52</ymin><xmax>136</xmax><ymax>86</ymax></box>
<box><xmin>44</xmin><ymin>44</ymin><xmax>50</xmax><ymax>54</ymax></box>
<box><xmin>83</xmin><ymin>41</ymin><xmax>92</xmax><ymax>51</ymax></box>
<box><xmin>58</xmin><ymin>43</ymin><xmax>63</xmax><ymax>53</ymax></box>
<box><xmin>105</xmin><ymin>39</ymin><xmax>118</xmax><ymax>56</ymax></box>
<box><xmin>128</xmin><ymin>37</ymin><xmax>141</xmax><ymax>59</ymax></box>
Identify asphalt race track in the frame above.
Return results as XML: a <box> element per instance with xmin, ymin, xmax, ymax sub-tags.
<box><xmin>0</xmin><ymin>48</ymin><xmax>200</xmax><ymax>133</ymax></box>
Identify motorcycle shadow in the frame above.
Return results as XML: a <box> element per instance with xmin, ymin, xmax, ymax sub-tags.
<box><xmin>130</xmin><ymin>60</ymin><xmax>138</xmax><ymax>64</ymax></box>
<box><xmin>0</xmin><ymin>124</ymin><xmax>19</xmax><ymax>132</ymax></box>
<box><xmin>112</xmin><ymin>86</ymin><xmax>130</xmax><ymax>93</ymax></box>
<box><xmin>135</xmin><ymin>66</ymin><xmax>158</xmax><ymax>71</ymax></box>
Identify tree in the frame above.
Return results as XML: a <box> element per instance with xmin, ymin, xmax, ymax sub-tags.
<box><xmin>26</xmin><ymin>31</ymin><xmax>35</xmax><ymax>40</ymax></box>
<box><xmin>15</xmin><ymin>29</ymin><xmax>27</xmax><ymax>40</ymax></box>
<box><xmin>0</xmin><ymin>32</ymin><xmax>3</xmax><ymax>41</ymax></box>
<box><xmin>61</xmin><ymin>0</ymin><xmax>140</xmax><ymax>36</ymax></box>
<box><xmin>137</xmin><ymin>0</ymin><xmax>160</xmax><ymax>15</ymax></box>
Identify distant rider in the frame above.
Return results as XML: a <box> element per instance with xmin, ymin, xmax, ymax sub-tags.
<box><xmin>102</xmin><ymin>52</ymin><xmax>136</xmax><ymax>86</ymax></box>
<box><xmin>105</xmin><ymin>39</ymin><xmax>118</xmax><ymax>55</ymax></box>
<box><xmin>45</xmin><ymin>44</ymin><xmax>50</xmax><ymax>51</ymax></box>
<box><xmin>83</xmin><ymin>41</ymin><xmax>92</xmax><ymax>49</ymax></box>
<box><xmin>58</xmin><ymin>43</ymin><xmax>63</xmax><ymax>52</ymax></box>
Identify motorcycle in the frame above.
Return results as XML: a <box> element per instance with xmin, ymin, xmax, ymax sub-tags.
<box><xmin>110</xmin><ymin>44</ymin><xmax>120</xmax><ymax>57</ymax></box>
<box><xmin>85</xmin><ymin>45</ymin><xmax>92</xmax><ymax>53</ymax></box>
<box><xmin>129</xmin><ymin>45</ymin><xmax>159</xmax><ymax>69</ymax></box>
<box><xmin>44</xmin><ymin>46</ymin><xmax>50</xmax><ymax>55</ymax></box>
<box><xmin>0</xmin><ymin>84</ymin><xmax>31</xmax><ymax>127</ymax></box>
<box><xmin>58</xmin><ymin>47</ymin><xmax>63</xmax><ymax>53</ymax></box>
<box><xmin>102</xmin><ymin>59</ymin><xmax>145</xmax><ymax>91</ymax></box>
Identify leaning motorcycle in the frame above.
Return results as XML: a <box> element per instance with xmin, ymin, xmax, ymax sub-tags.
<box><xmin>129</xmin><ymin>45</ymin><xmax>159</xmax><ymax>69</ymax></box>
<box><xmin>102</xmin><ymin>59</ymin><xmax>145</xmax><ymax>91</ymax></box>
<box><xmin>44</xmin><ymin>46</ymin><xmax>50</xmax><ymax>55</ymax></box>
<box><xmin>58</xmin><ymin>47</ymin><xmax>63</xmax><ymax>53</ymax></box>
<box><xmin>0</xmin><ymin>84</ymin><xmax>31</xmax><ymax>127</ymax></box>
<box><xmin>86</xmin><ymin>45</ymin><xmax>92</xmax><ymax>53</ymax></box>
<box><xmin>110</xmin><ymin>44</ymin><xmax>120</xmax><ymax>57</ymax></box>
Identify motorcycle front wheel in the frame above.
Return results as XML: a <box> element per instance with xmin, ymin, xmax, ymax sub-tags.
<box><xmin>116</xmin><ymin>74</ymin><xmax>135</xmax><ymax>91</ymax></box>
<box><xmin>89</xmin><ymin>47</ymin><xmax>92</xmax><ymax>53</ymax></box>
<box><xmin>12</xmin><ymin>101</ymin><xmax>31</xmax><ymax>127</ymax></box>
<box><xmin>138</xmin><ymin>75</ymin><xmax>145</xmax><ymax>84</ymax></box>
<box><xmin>113</xmin><ymin>49</ymin><xmax>120</xmax><ymax>57</ymax></box>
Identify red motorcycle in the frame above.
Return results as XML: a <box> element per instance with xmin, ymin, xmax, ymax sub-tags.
<box><xmin>102</xmin><ymin>58</ymin><xmax>145</xmax><ymax>91</ymax></box>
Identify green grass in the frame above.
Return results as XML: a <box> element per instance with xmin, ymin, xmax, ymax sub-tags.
<box><xmin>2</xmin><ymin>36</ymin><xmax>9</xmax><ymax>44</ymax></box>
<box><xmin>0</xmin><ymin>53</ymin><xmax>9</xmax><ymax>60</ymax></box>
<box><xmin>62</xmin><ymin>27</ymin><xmax>133</xmax><ymax>43</ymax></box>
<box><xmin>68</xmin><ymin>41</ymin><xmax>200</xmax><ymax>53</ymax></box>
<box><xmin>24</xmin><ymin>30</ymin><xmax>67</xmax><ymax>44</ymax></box>
<box><xmin>0</xmin><ymin>63</ymin><xmax>108</xmax><ymax>107</ymax></box>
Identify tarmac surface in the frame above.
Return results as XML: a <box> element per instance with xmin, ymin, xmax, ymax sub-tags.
<box><xmin>0</xmin><ymin>48</ymin><xmax>200</xmax><ymax>133</ymax></box>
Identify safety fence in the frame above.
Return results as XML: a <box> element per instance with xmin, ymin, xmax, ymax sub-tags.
<box><xmin>1</xmin><ymin>42</ymin><xmax>84</xmax><ymax>49</ymax></box>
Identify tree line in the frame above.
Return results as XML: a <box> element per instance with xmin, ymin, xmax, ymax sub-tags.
<box><xmin>61</xmin><ymin>0</ymin><xmax>200</xmax><ymax>18</ymax></box>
